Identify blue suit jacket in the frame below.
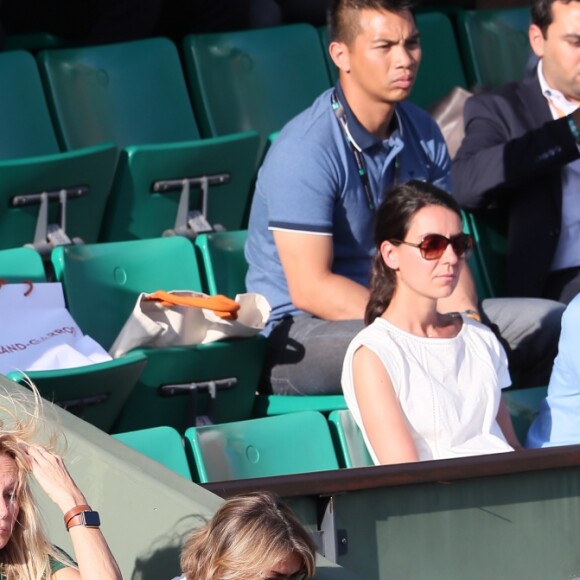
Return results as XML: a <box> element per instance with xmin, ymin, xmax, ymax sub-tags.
<box><xmin>452</xmin><ymin>73</ymin><xmax>579</xmax><ymax>297</ymax></box>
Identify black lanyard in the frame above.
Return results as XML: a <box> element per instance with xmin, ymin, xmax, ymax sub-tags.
<box><xmin>331</xmin><ymin>90</ymin><xmax>400</xmax><ymax>212</ymax></box>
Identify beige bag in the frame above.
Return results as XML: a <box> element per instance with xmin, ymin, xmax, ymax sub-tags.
<box><xmin>428</xmin><ymin>86</ymin><xmax>473</xmax><ymax>160</ymax></box>
<box><xmin>110</xmin><ymin>290</ymin><xmax>271</xmax><ymax>358</ymax></box>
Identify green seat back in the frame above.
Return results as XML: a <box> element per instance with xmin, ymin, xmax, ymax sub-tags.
<box><xmin>0</xmin><ymin>247</ymin><xmax>47</xmax><ymax>282</ymax></box>
<box><xmin>456</xmin><ymin>7</ymin><xmax>531</xmax><ymax>89</ymax></box>
<box><xmin>410</xmin><ymin>12</ymin><xmax>468</xmax><ymax>109</ymax></box>
<box><xmin>0</xmin><ymin>50</ymin><xmax>59</xmax><ymax>159</ymax></box>
<box><xmin>194</xmin><ymin>230</ymin><xmax>249</xmax><ymax>296</ymax></box>
<box><xmin>0</xmin><ymin>50</ymin><xmax>117</xmax><ymax>248</ymax></box>
<box><xmin>113</xmin><ymin>426</ymin><xmax>192</xmax><ymax>479</ymax></box>
<box><xmin>100</xmin><ymin>132</ymin><xmax>259</xmax><ymax>241</ymax></box>
<box><xmin>0</xmin><ymin>145</ymin><xmax>118</xmax><ymax>248</ymax></box>
<box><xmin>4</xmin><ymin>33</ymin><xmax>71</xmax><ymax>53</ymax></box>
<box><xmin>51</xmin><ymin>237</ymin><xmax>203</xmax><ymax>350</ymax></box>
<box><xmin>465</xmin><ymin>208</ymin><xmax>509</xmax><ymax>298</ymax></box>
<box><xmin>253</xmin><ymin>394</ymin><xmax>347</xmax><ymax>418</ymax></box>
<box><xmin>462</xmin><ymin>210</ymin><xmax>494</xmax><ymax>300</ymax></box>
<box><xmin>328</xmin><ymin>409</ymin><xmax>373</xmax><ymax>469</ymax></box>
<box><xmin>182</xmin><ymin>24</ymin><xmax>332</xmax><ymax>154</ymax></box>
<box><xmin>38</xmin><ymin>37</ymin><xmax>201</xmax><ymax>150</ymax></box>
<box><xmin>502</xmin><ymin>386</ymin><xmax>548</xmax><ymax>445</ymax></box>
<box><xmin>51</xmin><ymin>237</ymin><xmax>264</xmax><ymax>432</ymax></box>
<box><xmin>38</xmin><ymin>38</ymin><xmax>259</xmax><ymax>242</ymax></box>
<box><xmin>184</xmin><ymin>411</ymin><xmax>339</xmax><ymax>483</ymax></box>
<box><xmin>8</xmin><ymin>351</ymin><xmax>147</xmax><ymax>432</ymax></box>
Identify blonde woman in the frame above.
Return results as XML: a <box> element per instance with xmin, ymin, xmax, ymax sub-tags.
<box><xmin>173</xmin><ymin>491</ymin><xmax>316</xmax><ymax>580</ymax></box>
<box><xmin>0</xmin><ymin>385</ymin><xmax>121</xmax><ymax>580</ymax></box>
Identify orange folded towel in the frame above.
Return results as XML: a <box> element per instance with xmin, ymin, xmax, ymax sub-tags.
<box><xmin>146</xmin><ymin>291</ymin><xmax>240</xmax><ymax>320</ymax></box>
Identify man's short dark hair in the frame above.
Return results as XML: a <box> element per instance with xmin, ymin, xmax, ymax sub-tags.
<box><xmin>327</xmin><ymin>0</ymin><xmax>416</xmax><ymax>45</ymax></box>
<box><xmin>531</xmin><ymin>0</ymin><xmax>577</xmax><ymax>37</ymax></box>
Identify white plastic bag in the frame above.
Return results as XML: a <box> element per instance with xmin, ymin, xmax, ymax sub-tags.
<box><xmin>0</xmin><ymin>282</ymin><xmax>112</xmax><ymax>375</ymax></box>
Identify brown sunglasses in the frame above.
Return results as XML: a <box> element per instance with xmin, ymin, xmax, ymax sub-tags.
<box><xmin>390</xmin><ymin>233</ymin><xmax>474</xmax><ymax>260</ymax></box>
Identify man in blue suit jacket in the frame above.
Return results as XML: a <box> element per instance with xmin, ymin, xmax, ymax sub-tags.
<box><xmin>452</xmin><ymin>0</ymin><xmax>580</xmax><ymax>305</ymax></box>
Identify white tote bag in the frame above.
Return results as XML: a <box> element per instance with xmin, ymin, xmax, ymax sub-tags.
<box><xmin>0</xmin><ymin>282</ymin><xmax>112</xmax><ymax>375</ymax></box>
<box><xmin>109</xmin><ymin>290</ymin><xmax>271</xmax><ymax>358</ymax></box>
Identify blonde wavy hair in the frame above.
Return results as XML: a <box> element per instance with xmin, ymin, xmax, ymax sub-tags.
<box><xmin>0</xmin><ymin>382</ymin><xmax>76</xmax><ymax>580</ymax></box>
<box><xmin>180</xmin><ymin>491</ymin><xmax>316</xmax><ymax>579</ymax></box>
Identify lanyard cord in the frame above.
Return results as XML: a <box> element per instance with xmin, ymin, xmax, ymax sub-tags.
<box><xmin>331</xmin><ymin>89</ymin><xmax>399</xmax><ymax>212</ymax></box>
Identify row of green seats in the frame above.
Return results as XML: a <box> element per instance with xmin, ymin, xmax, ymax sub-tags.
<box><xmin>0</xmin><ymin>41</ymin><xmax>261</xmax><ymax>252</ymax></box>
<box><xmin>114</xmin><ymin>385</ymin><xmax>548</xmax><ymax>483</ymax></box>
<box><xmin>0</xmin><ymin>8</ymin><xmax>528</xmax><ymax>253</ymax></box>
<box><xmin>112</xmin><ymin>411</ymin><xmax>350</xmax><ymax>485</ymax></box>
<box><xmin>0</xmin><ymin>241</ymin><xmax>265</xmax><ymax>434</ymax></box>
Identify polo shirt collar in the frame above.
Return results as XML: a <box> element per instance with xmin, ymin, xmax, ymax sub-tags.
<box><xmin>335</xmin><ymin>82</ymin><xmax>402</xmax><ymax>150</ymax></box>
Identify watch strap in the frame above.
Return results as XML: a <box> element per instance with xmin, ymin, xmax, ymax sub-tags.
<box><xmin>66</xmin><ymin>510</ymin><xmax>101</xmax><ymax>531</ymax></box>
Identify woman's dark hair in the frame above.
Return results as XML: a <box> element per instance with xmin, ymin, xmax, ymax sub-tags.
<box><xmin>365</xmin><ymin>180</ymin><xmax>462</xmax><ymax>325</ymax></box>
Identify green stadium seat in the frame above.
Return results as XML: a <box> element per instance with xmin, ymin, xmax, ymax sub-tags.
<box><xmin>0</xmin><ymin>50</ymin><xmax>117</xmax><ymax>250</ymax></box>
<box><xmin>4</xmin><ymin>32</ymin><xmax>71</xmax><ymax>52</ymax></box>
<box><xmin>182</xmin><ymin>24</ymin><xmax>332</xmax><ymax>157</ymax></box>
<box><xmin>0</xmin><ymin>247</ymin><xmax>47</xmax><ymax>283</ymax></box>
<box><xmin>464</xmin><ymin>208</ymin><xmax>509</xmax><ymax>298</ymax></box>
<box><xmin>184</xmin><ymin>411</ymin><xmax>339</xmax><ymax>483</ymax></box>
<box><xmin>462</xmin><ymin>211</ymin><xmax>495</xmax><ymax>300</ymax></box>
<box><xmin>0</xmin><ymin>245</ymin><xmax>146</xmax><ymax>433</ymax></box>
<box><xmin>38</xmin><ymin>37</ymin><xmax>260</xmax><ymax>242</ymax></box>
<box><xmin>328</xmin><ymin>409</ymin><xmax>373</xmax><ymax>469</ymax></box>
<box><xmin>113</xmin><ymin>426</ymin><xmax>192</xmax><ymax>479</ymax></box>
<box><xmin>51</xmin><ymin>237</ymin><xmax>265</xmax><ymax>433</ymax></box>
<box><xmin>253</xmin><ymin>394</ymin><xmax>347</xmax><ymax>417</ymax></box>
<box><xmin>7</xmin><ymin>352</ymin><xmax>147</xmax><ymax>433</ymax></box>
<box><xmin>456</xmin><ymin>7</ymin><xmax>532</xmax><ymax>89</ymax></box>
<box><xmin>195</xmin><ymin>230</ymin><xmax>249</xmax><ymax>296</ymax></box>
<box><xmin>410</xmin><ymin>11</ymin><xmax>469</xmax><ymax>109</ymax></box>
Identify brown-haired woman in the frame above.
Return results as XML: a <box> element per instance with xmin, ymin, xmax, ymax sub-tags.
<box><xmin>341</xmin><ymin>180</ymin><xmax>521</xmax><ymax>466</ymax></box>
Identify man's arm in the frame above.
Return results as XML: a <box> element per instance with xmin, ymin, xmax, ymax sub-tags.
<box><xmin>273</xmin><ymin>229</ymin><xmax>370</xmax><ymax>320</ymax></box>
<box><xmin>452</xmin><ymin>94</ymin><xmax>580</xmax><ymax>209</ymax></box>
<box><xmin>276</xmin><ymin>229</ymin><xmax>479</xmax><ymax>320</ymax></box>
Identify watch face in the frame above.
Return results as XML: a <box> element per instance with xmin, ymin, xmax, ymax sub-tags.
<box><xmin>82</xmin><ymin>511</ymin><xmax>101</xmax><ymax>527</ymax></box>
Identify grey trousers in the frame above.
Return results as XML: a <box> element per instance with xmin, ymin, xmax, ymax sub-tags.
<box><xmin>263</xmin><ymin>298</ymin><xmax>566</xmax><ymax>395</ymax></box>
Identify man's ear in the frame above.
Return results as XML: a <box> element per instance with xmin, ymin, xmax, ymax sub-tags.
<box><xmin>329</xmin><ymin>40</ymin><xmax>351</xmax><ymax>73</ymax></box>
<box><xmin>380</xmin><ymin>240</ymin><xmax>399</xmax><ymax>271</ymax></box>
<box><xmin>529</xmin><ymin>23</ymin><xmax>545</xmax><ymax>58</ymax></box>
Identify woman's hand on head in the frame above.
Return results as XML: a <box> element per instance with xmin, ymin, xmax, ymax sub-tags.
<box><xmin>20</xmin><ymin>444</ymin><xmax>86</xmax><ymax>514</ymax></box>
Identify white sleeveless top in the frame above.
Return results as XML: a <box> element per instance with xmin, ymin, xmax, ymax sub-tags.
<box><xmin>341</xmin><ymin>316</ymin><xmax>513</xmax><ymax>464</ymax></box>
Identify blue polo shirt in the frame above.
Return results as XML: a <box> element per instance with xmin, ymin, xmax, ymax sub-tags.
<box><xmin>245</xmin><ymin>84</ymin><xmax>451</xmax><ymax>333</ymax></box>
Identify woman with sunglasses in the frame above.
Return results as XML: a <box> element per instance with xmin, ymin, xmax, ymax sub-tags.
<box><xmin>172</xmin><ymin>491</ymin><xmax>315</xmax><ymax>580</ymax></box>
<box><xmin>341</xmin><ymin>180</ymin><xmax>521</xmax><ymax>465</ymax></box>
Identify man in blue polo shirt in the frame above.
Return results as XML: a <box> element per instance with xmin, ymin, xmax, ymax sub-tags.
<box><xmin>246</xmin><ymin>0</ymin><xmax>564</xmax><ymax>395</ymax></box>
